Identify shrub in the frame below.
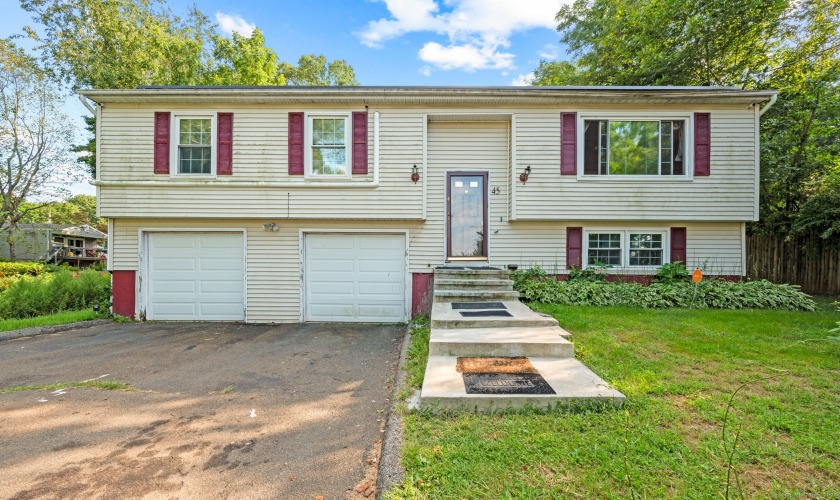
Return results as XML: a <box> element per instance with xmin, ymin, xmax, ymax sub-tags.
<box><xmin>568</xmin><ymin>263</ymin><xmax>610</xmax><ymax>283</ymax></box>
<box><xmin>0</xmin><ymin>261</ymin><xmax>47</xmax><ymax>278</ymax></box>
<box><xmin>0</xmin><ymin>269</ymin><xmax>111</xmax><ymax>319</ymax></box>
<box><xmin>512</xmin><ymin>272</ymin><xmax>816</xmax><ymax>311</ymax></box>
<box><xmin>654</xmin><ymin>261</ymin><xmax>691</xmax><ymax>284</ymax></box>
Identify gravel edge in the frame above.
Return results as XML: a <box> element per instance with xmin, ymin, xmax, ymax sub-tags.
<box><xmin>0</xmin><ymin>319</ymin><xmax>112</xmax><ymax>343</ymax></box>
<box><xmin>376</xmin><ymin>327</ymin><xmax>413</xmax><ymax>495</ymax></box>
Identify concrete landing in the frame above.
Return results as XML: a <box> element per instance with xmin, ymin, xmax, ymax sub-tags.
<box><xmin>431</xmin><ymin>300</ymin><xmax>558</xmax><ymax>329</ymax></box>
<box><xmin>420</xmin><ymin>355</ymin><xmax>626</xmax><ymax>410</ymax></box>
<box><xmin>429</xmin><ymin>326</ymin><xmax>574</xmax><ymax>357</ymax></box>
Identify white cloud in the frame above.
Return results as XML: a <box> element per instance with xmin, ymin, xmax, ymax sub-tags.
<box><xmin>511</xmin><ymin>72</ymin><xmax>534</xmax><ymax>86</ymax></box>
<box><xmin>216</xmin><ymin>12</ymin><xmax>256</xmax><ymax>36</ymax></box>
<box><xmin>538</xmin><ymin>43</ymin><xmax>561</xmax><ymax>61</ymax></box>
<box><xmin>419</xmin><ymin>66</ymin><xmax>433</xmax><ymax>77</ymax></box>
<box><xmin>359</xmin><ymin>0</ymin><xmax>568</xmax><ymax>71</ymax></box>
<box><xmin>419</xmin><ymin>41</ymin><xmax>514</xmax><ymax>71</ymax></box>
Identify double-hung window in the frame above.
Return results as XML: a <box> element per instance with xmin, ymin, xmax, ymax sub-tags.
<box><xmin>585</xmin><ymin>230</ymin><xmax>666</xmax><ymax>268</ymax></box>
<box><xmin>308</xmin><ymin>115</ymin><xmax>350</xmax><ymax>176</ymax></box>
<box><xmin>583</xmin><ymin>119</ymin><xmax>686</xmax><ymax>176</ymax></box>
<box><xmin>175</xmin><ymin>116</ymin><xmax>214</xmax><ymax>175</ymax></box>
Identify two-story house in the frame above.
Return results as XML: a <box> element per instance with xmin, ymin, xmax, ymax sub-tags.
<box><xmin>78</xmin><ymin>86</ymin><xmax>777</xmax><ymax>323</ymax></box>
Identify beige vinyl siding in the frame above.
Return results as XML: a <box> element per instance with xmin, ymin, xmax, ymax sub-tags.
<box><xmin>98</xmin><ymin>104</ymin><xmax>758</xmax><ymax>222</ymax></box>
<box><xmin>512</xmin><ymin>106</ymin><xmax>758</xmax><ymax>221</ymax></box>
<box><xmin>97</xmin><ymin>106</ymin><xmax>423</xmax><ymax>219</ymax></box>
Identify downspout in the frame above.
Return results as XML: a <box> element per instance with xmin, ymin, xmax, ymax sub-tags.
<box><xmin>758</xmin><ymin>94</ymin><xmax>777</xmax><ymax>117</ymax></box>
<box><xmin>78</xmin><ymin>94</ymin><xmax>96</xmax><ymax>114</ymax></box>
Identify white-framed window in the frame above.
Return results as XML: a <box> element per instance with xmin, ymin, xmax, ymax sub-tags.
<box><xmin>172</xmin><ymin>115</ymin><xmax>215</xmax><ymax>176</ymax></box>
<box><xmin>306</xmin><ymin>113</ymin><xmax>350</xmax><ymax>177</ymax></box>
<box><xmin>581</xmin><ymin>117</ymin><xmax>688</xmax><ymax>177</ymax></box>
<box><xmin>585</xmin><ymin>230</ymin><xmax>667</xmax><ymax>268</ymax></box>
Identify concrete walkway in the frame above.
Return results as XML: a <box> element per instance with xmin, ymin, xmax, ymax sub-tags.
<box><xmin>418</xmin><ymin>267</ymin><xmax>625</xmax><ymax>410</ymax></box>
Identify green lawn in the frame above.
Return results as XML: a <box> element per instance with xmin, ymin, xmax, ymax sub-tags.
<box><xmin>0</xmin><ymin>309</ymin><xmax>103</xmax><ymax>333</ymax></box>
<box><xmin>388</xmin><ymin>304</ymin><xmax>840</xmax><ymax>499</ymax></box>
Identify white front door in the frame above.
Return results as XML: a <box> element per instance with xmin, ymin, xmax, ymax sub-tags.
<box><xmin>304</xmin><ymin>233</ymin><xmax>406</xmax><ymax>323</ymax></box>
<box><xmin>146</xmin><ymin>232</ymin><xmax>245</xmax><ymax>320</ymax></box>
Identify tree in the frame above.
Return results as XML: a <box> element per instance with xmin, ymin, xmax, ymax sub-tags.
<box><xmin>280</xmin><ymin>54</ymin><xmax>359</xmax><ymax>86</ymax></box>
<box><xmin>1</xmin><ymin>39</ymin><xmax>79</xmax><ymax>260</ymax></box>
<box><xmin>21</xmin><ymin>194</ymin><xmax>106</xmax><ymax>231</ymax></box>
<box><xmin>21</xmin><ymin>0</ymin><xmax>215</xmax><ymax>89</ymax></box>
<box><xmin>207</xmin><ymin>29</ymin><xmax>285</xmax><ymax>86</ymax></box>
<box><xmin>535</xmin><ymin>0</ymin><xmax>840</xmax><ymax>244</ymax></box>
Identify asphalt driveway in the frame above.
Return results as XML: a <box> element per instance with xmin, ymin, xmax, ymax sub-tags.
<box><xmin>0</xmin><ymin>322</ymin><xmax>404</xmax><ymax>499</ymax></box>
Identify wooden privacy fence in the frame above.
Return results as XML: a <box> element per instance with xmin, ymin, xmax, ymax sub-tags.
<box><xmin>747</xmin><ymin>235</ymin><xmax>840</xmax><ymax>295</ymax></box>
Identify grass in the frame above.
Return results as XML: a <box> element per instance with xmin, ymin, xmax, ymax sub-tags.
<box><xmin>1</xmin><ymin>380</ymin><xmax>133</xmax><ymax>393</ymax></box>
<box><xmin>0</xmin><ymin>309</ymin><xmax>104</xmax><ymax>333</ymax></box>
<box><xmin>388</xmin><ymin>305</ymin><xmax>840</xmax><ymax>499</ymax></box>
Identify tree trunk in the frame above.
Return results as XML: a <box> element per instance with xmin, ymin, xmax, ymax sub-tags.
<box><xmin>5</xmin><ymin>223</ymin><xmax>17</xmax><ymax>262</ymax></box>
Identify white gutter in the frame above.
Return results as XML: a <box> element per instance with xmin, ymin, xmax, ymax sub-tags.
<box><xmin>758</xmin><ymin>93</ymin><xmax>777</xmax><ymax>116</ymax></box>
<box><xmin>91</xmin><ymin>180</ymin><xmax>379</xmax><ymax>188</ymax></box>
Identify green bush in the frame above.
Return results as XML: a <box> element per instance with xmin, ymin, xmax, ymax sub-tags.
<box><xmin>653</xmin><ymin>261</ymin><xmax>691</xmax><ymax>284</ymax></box>
<box><xmin>0</xmin><ymin>270</ymin><xmax>111</xmax><ymax>319</ymax></box>
<box><xmin>0</xmin><ymin>261</ymin><xmax>47</xmax><ymax>278</ymax></box>
<box><xmin>513</xmin><ymin>270</ymin><xmax>816</xmax><ymax>311</ymax></box>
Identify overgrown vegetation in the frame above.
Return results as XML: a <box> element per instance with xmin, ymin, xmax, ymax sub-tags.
<box><xmin>512</xmin><ymin>267</ymin><xmax>816</xmax><ymax>311</ymax></box>
<box><xmin>389</xmin><ymin>306</ymin><xmax>839</xmax><ymax>498</ymax></box>
<box><xmin>0</xmin><ymin>269</ymin><xmax>110</xmax><ymax>319</ymax></box>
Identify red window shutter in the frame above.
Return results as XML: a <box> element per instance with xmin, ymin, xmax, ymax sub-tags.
<box><xmin>566</xmin><ymin>226</ymin><xmax>583</xmax><ymax>269</ymax></box>
<box><xmin>352</xmin><ymin>111</ymin><xmax>368</xmax><ymax>174</ymax></box>
<box><xmin>217</xmin><ymin>112</ymin><xmax>233</xmax><ymax>175</ymax></box>
<box><xmin>671</xmin><ymin>227</ymin><xmax>687</xmax><ymax>264</ymax></box>
<box><xmin>694</xmin><ymin>112</ymin><xmax>711</xmax><ymax>176</ymax></box>
<box><xmin>288</xmin><ymin>112</ymin><xmax>304</xmax><ymax>175</ymax></box>
<box><xmin>153</xmin><ymin>112</ymin><xmax>170</xmax><ymax>174</ymax></box>
<box><xmin>561</xmin><ymin>112</ymin><xmax>577</xmax><ymax>175</ymax></box>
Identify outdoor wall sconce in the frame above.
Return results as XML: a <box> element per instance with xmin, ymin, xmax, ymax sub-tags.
<box><xmin>411</xmin><ymin>164</ymin><xmax>421</xmax><ymax>184</ymax></box>
<box><xmin>263</xmin><ymin>223</ymin><xmax>278</xmax><ymax>232</ymax></box>
<box><xmin>519</xmin><ymin>165</ymin><xmax>531</xmax><ymax>183</ymax></box>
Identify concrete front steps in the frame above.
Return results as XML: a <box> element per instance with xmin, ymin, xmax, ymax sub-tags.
<box><xmin>430</xmin><ymin>300</ymin><xmax>560</xmax><ymax>329</ymax></box>
<box><xmin>429</xmin><ymin>326</ymin><xmax>574</xmax><ymax>357</ymax></box>
<box><xmin>416</xmin><ymin>265</ymin><xmax>626</xmax><ymax>410</ymax></box>
<box><xmin>420</xmin><ymin>356</ymin><xmax>626</xmax><ymax>411</ymax></box>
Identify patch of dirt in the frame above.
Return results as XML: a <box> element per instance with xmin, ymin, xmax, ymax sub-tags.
<box><xmin>456</xmin><ymin>357</ymin><xmax>537</xmax><ymax>374</ymax></box>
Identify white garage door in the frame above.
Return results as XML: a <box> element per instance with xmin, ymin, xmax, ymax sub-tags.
<box><xmin>147</xmin><ymin>232</ymin><xmax>245</xmax><ymax>320</ymax></box>
<box><xmin>305</xmin><ymin>233</ymin><xmax>406</xmax><ymax>323</ymax></box>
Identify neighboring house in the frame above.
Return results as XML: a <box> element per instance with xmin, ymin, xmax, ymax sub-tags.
<box><xmin>79</xmin><ymin>86</ymin><xmax>777</xmax><ymax>323</ymax></box>
<box><xmin>0</xmin><ymin>223</ymin><xmax>108</xmax><ymax>263</ymax></box>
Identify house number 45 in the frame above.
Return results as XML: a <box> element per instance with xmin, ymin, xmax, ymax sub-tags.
<box><xmin>491</xmin><ymin>187</ymin><xmax>501</xmax><ymax>195</ymax></box>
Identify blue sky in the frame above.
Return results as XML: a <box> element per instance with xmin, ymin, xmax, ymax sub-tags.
<box><xmin>1</xmin><ymin>0</ymin><xmax>570</xmax><ymax>194</ymax></box>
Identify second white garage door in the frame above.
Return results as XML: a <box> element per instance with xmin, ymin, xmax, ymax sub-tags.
<box><xmin>146</xmin><ymin>232</ymin><xmax>245</xmax><ymax>321</ymax></box>
<box><xmin>304</xmin><ymin>233</ymin><xmax>406</xmax><ymax>323</ymax></box>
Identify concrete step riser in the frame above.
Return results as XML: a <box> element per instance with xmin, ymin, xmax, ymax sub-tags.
<box><xmin>419</xmin><ymin>396</ymin><xmax>624</xmax><ymax>411</ymax></box>
<box><xmin>435</xmin><ymin>279</ymin><xmax>513</xmax><ymax>290</ymax></box>
<box><xmin>431</xmin><ymin>318</ymin><xmax>558</xmax><ymax>329</ymax></box>
<box><xmin>429</xmin><ymin>342</ymin><xmax>574</xmax><ymax>358</ymax></box>
<box><xmin>434</xmin><ymin>271</ymin><xmax>511</xmax><ymax>279</ymax></box>
<box><xmin>434</xmin><ymin>292</ymin><xmax>520</xmax><ymax>302</ymax></box>
<box><xmin>435</xmin><ymin>285</ymin><xmax>514</xmax><ymax>292</ymax></box>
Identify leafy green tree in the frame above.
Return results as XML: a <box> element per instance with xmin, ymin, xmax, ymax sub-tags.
<box><xmin>280</xmin><ymin>54</ymin><xmax>359</xmax><ymax>86</ymax></box>
<box><xmin>207</xmin><ymin>29</ymin><xmax>285</xmax><ymax>86</ymax></box>
<box><xmin>535</xmin><ymin>0</ymin><xmax>840</xmax><ymax>244</ymax></box>
<box><xmin>21</xmin><ymin>195</ymin><xmax>105</xmax><ymax>231</ymax></box>
<box><xmin>1</xmin><ymin>38</ymin><xmax>79</xmax><ymax>261</ymax></box>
